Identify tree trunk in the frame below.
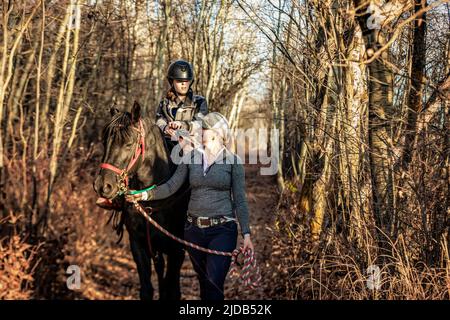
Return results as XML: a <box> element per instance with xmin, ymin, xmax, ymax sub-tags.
<box><xmin>155</xmin><ymin>0</ymin><xmax>171</xmax><ymax>102</ymax></box>
<box><xmin>354</xmin><ymin>0</ymin><xmax>395</xmax><ymax>240</ymax></box>
<box><xmin>402</xmin><ymin>0</ymin><xmax>427</xmax><ymax>168</ymax></box>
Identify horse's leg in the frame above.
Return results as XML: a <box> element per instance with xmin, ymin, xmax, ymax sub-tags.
<box><xmin>162</xmin><ymin>247</ymin><xmax>185</xmax><ymax>300</ymax></box>
<box><xmin>129</xmin><ymin>236</ymin><xmax>153</xmax><ymax>300</ymax></box>
<box><xmin>153</xmin><ymin>252</ymin><xmax>165</xmax><ymax>299</ymax></box>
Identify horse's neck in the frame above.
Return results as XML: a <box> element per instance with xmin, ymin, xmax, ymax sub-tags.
<box><xmin>135</xmin><ymin>118</ymin><xmax>172</xmax><ymax>187</ymax></box>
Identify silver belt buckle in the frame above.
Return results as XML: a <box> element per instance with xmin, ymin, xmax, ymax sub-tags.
<box><xmin>197</xmin><ymin>216</ymin><xmax>210</xmax><ymax>228</ymax></box>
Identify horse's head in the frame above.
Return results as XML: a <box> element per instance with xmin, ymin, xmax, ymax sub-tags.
<box><xmin>94</xmin><ymin>101</ymin><xmax>145</xmax><ymax>200</ymax></box>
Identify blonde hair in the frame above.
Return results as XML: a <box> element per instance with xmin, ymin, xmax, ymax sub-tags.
<box><xmin>202</xmin><ymin>112</ymin><xmax>230</xmax><ymax>144</ymax></box>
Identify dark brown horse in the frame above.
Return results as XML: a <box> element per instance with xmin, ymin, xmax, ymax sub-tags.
<box><xmin>93</xmin><ymin>101</ymin><xmax>189</xmax><ymax>300</ymax></box>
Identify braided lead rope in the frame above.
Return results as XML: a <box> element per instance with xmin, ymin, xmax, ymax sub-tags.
<box><xmin>132</xmin><ymin>201</ymin><xmax>262</xmax><ymax>289</ymax></box>
<box><xmin>229</xmin><ymin>247</ymin><xmax>262</xmax><ymax>290</ymax></box>
<box><xmin>133</xmin><ymin>201</ymin><xmax>231</xmax><ymax>256</ymax></box>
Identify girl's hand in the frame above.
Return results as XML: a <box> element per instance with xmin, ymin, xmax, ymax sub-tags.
<box><xmin>164</xmin><ymin>125</ymin><xmax>176</xmax><ymax>137</ymax></box>
<box><xmin>169</xmin><ymin>121</ymin><xmax>182</xmax><ymax>129</ymax></box>
<box><xmin>243</xmin><ymin>234</ymin><xmax>254</xmax><ymax>253</ymax></box>
<box><xmin>125</xmin><ymin>190</ymin><xmax>147</xmax><ymax>203</ymax></box>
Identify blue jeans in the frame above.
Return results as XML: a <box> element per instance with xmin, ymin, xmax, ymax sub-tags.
<box><xmin>184</xmin><ymin>220</ymin><xmax>238</xmax><ymax>300</ymax></box>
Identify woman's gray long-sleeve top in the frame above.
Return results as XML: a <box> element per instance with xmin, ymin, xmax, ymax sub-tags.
<box><xmin>146</xmin><ymin>149</ymin><xmax>251</xmax><ymax>235</ymax></box>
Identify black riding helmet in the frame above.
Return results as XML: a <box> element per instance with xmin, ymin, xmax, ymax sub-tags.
<box><xmin>167</xmin><ymin>60</ymin><xmax>194</xmax><ymax>83</ymax></box>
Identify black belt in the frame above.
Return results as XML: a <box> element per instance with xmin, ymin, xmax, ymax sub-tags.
<box><xmin>187</xmin><ymin>214</ymin><xmax>234</xmax><ymax>228</ymax></box>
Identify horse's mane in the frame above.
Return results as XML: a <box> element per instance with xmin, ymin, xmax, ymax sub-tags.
<box><xmin>102</xmin><ymin>111</ymin><xmax>135</xmax><ymax>144</ymax></box>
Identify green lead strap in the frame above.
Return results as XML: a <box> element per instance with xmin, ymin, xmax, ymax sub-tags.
<box><xmin>128</xmin><ymin>184</ymin><xmax>157</xmax><ymax>195</ymax></box>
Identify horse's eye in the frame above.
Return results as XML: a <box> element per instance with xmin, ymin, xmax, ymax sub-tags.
<box><xmin>125</xmin><ymin>142</ymin><xmax>133</xmax><ymax>148</ymax></box>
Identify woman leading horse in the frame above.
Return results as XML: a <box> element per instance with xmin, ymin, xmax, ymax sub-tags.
<box><xmin>126</xmin><ymin>112</ymin><xmax>254</xmax><ymax>300</ymax></box>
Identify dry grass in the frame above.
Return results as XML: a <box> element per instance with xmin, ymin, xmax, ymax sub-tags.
<box><xmin>0</xmin><ymin>151</ymin><xmax>135</xmax><ymax>300</ymax></box>
<box><xmin>0</xmin><ymin>215</ymin><xmax>41</xmax><ymax>300</ymax></box>
<box><xmin>268</xmin><ymin>187</ymin><xmax>449</xmax><ymax>300</ymax></box>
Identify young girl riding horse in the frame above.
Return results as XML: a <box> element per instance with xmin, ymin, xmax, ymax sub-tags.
<box><xmin>156</xmin><ymin>59</ymin><xmax>208</xmax><ymax>154</ymax></box>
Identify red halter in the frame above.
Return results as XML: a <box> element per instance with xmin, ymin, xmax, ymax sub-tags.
<box><xmin>99</xmin><ymin>119</ymin><xmax>145</xmax><ymax>193</ymax></box>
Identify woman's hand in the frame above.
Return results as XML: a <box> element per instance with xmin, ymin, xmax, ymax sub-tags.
<box><xmin>243</xmin><ymin>234</ymin><xmax>254</xmax><ymax>253</ymax></box>
<box><xmin>178</xmin><ymin>136</ymin><xmax>193</xmax><ymax>153</ymax></box>
<box><xmin>125</xmin><ymin>190</ymin><xmax>148</xmax><ymax>203</ymax></box>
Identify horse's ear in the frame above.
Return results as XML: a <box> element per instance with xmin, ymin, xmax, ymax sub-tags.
<box><xmin>131</xmin><ymin>101</ymin><xmax>141</xmax><ymax>123</ymax></box>
<box><xmin>110</xmin><ymin>106</ymin><xmax>119</xmax><ymax>117</ymax></box>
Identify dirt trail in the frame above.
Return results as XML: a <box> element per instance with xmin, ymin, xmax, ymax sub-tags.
<box><xmin>80</xmin><ymin>163</ymin><xmax>278</xmax><ymax>300</ymax></box>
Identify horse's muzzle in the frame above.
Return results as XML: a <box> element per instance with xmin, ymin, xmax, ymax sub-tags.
<box><xmin>93</xmin><ymin>175</ymin><xmax>116</xmax><ymax>199</ymax></box>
